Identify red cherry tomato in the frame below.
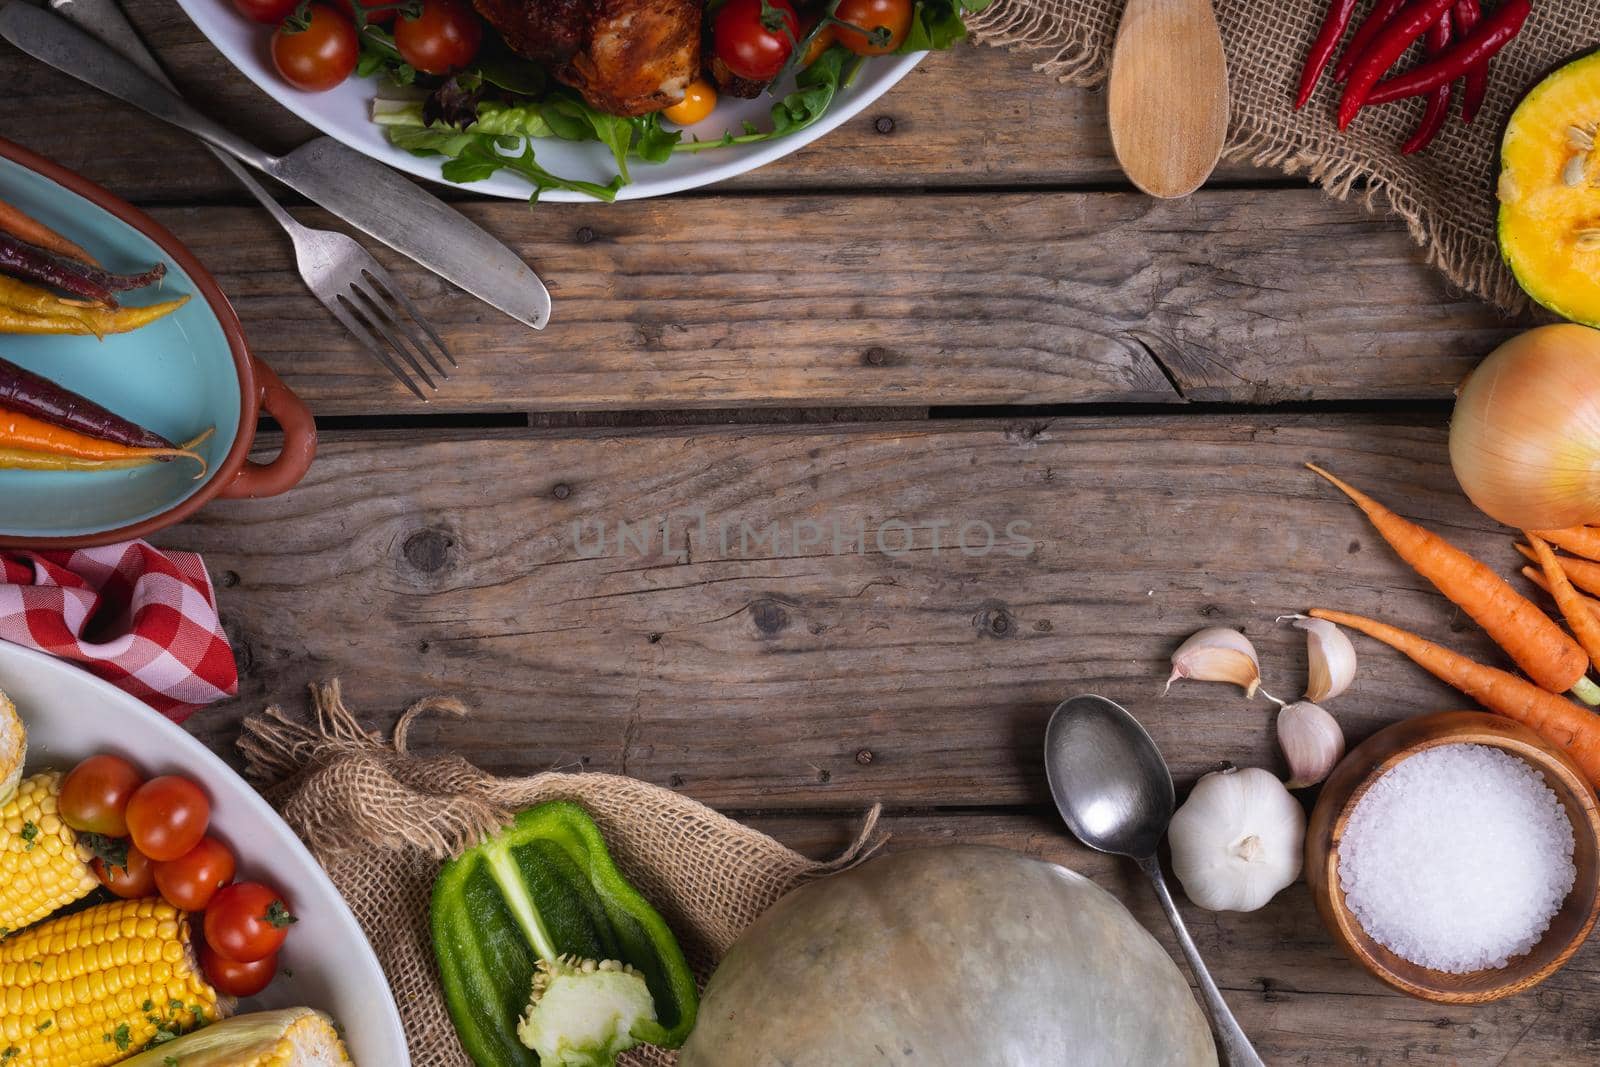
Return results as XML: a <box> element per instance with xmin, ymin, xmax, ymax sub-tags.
<box><xmin>154</xmin><ymin>836</ymin><xmax>236</xmax><ymax>912</ymax></box>
<box><xmin>393</xmin><ymin>0</ymin><xmax>483</xmax><ymax>75</ymax></box>
<box><xmin>832</xmin><ymin>0</ymin><xmax>912</xmax><ymax>54</ymax></box>
<box><xmin>205</xmin><ymin>882</ymin><xmax>297</xmax><ymax>963</ymax></box>
<box><xmin>91</xmin><ymin>843</ymin><xmax>155</xmax><ymax>899</ymax></box>
<box><xmin>201</xmin><ymin>944</ymin><xmax>278</xmax><ymax>997</ymax></box>
<box><xmin>271</xmin><ymin>4</ymin><xmax>360</xmax><ymax>92</ymax></box>
<box><xmin>124</xmin><ymin>775</ymin><xmax>210</xmax><ymax>862</ymax></box>
<box><xmin>232</xmin><ymin>0</ymin><xmax>299</xmax><ymax>23</ymax></box>
<box><xmin>59</xmin><ymin>755</ymin><xmax>143</xmax><ymax>837</ymax></box>
<box><xmin>713</xmin><ymin>0</ymin><xmax>798</xmax><ymax>82</ymax></box>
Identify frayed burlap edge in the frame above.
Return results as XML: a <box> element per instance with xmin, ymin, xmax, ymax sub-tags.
<box><xmin>239</xmin><ymin>680</ymin><xmax>888</xmax><ymax>1066</ymax></box>
<box><xmin>961</xmin><ymin>3</ymin><xmax>1538</xmax><ymax>315</ymax></box>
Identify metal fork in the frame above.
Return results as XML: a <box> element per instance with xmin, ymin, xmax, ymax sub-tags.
<box><xmin>47</xmin><ymin>0</ymin><xmax>452</xmax><ymax>401</ymax></box>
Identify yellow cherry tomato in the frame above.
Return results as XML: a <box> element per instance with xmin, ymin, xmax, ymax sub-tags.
<box><xmin>663</xmin><ymin>79</ymin><xmax>718</xmax><ymax>126</ymax></box>
<box><xmin>801</xmin><ymin>21</ymin><xmax>836</xmax><ymax>66</ymax></box>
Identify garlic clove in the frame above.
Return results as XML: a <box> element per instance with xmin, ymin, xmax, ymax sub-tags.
<box><xmin>1285</xmin><ymin>614</ymin><xmax>1358</xmax><ymax>703</ymax></box>
<box><xmin>1277</xmin><ymin>700</ymin><xmax>1345</xmax><ymax>789</ymax></box>
<box><xmin>1166</xmin><ymin>627</ymin><xmax>1262</xmax><ymax>698</ymax></box>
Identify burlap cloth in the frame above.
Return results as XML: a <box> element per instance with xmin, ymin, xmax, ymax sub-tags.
<box><xmin>239</xmin><ymin>682</ymin><xmax>887</xmax><ymax>1066</ymax></box>
<box><xmin>966</xmin><ymin>2</ymin><xmax>1600</xmax><ymax>312</ymax></box>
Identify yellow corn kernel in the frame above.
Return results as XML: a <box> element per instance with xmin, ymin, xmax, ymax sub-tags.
<box><xmin>0</xmin><ymin>773</ymin><xmax>97</xmax><ymax>935</ymax></box>
<box><xmin>0</xmin><ymin>897</ymin><xmax>222</xmax><ymax>1066</ymax></box>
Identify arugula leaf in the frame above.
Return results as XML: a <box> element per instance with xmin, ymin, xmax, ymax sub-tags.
<box><xmin>631</xmin><ymin>113</ymin><xmax>681</xmax><ymax>164</ymax></box>
<box><xmin>357</xmin><ymin>25</ymin><xmax>416</xmax><ymax>86</ymax></box>
<box><xmin>538</xmin><ymin>93</ymin><xmax>638</xmax><ymax>181</ymax></box>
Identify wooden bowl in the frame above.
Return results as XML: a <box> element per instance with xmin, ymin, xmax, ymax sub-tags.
<box><xmin>1306</xmin><ymin>711</ymin><xmax>1600</xmax><ymax>1004</ymax></box>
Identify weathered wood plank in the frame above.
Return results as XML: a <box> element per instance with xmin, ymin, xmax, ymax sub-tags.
<box><xmin>141</xmin><ymin>191</ymin><xmax>1519</xmax><ymax>414</ymax></box>
<box><xmin>752</xmin><ymin>811</ymin><xmax>1600</xmax><ymax>1066</ymax></box>
<box><xmin>170</xmin><ymin>415</ymin><xmax>1533</xmax><ymax>809</ymax></box>
<box><xmin>0</xmin><ymin>2</ymin><xmax>1269</xmax><ymax>204</ymax></box>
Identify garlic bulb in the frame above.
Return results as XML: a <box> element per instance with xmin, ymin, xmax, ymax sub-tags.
<box><xmin>1287</xmin><ymin>615</ymin><xmax>1357</xmax><ymax>703</ymax></box>
<box><xmin>1277</xmin><ymin>701</ymin><xmax>1344</xmax><ymax>788</ymax></box>
<box><xmin>1168</xmin><ymin>767</ymin><xmax>1305</xmax><ymax>912</ymax></box>
<box><xmin>1166</xmin><ymin>628</ymin><xmax>1264</xmax><ymax>699</ymax></box>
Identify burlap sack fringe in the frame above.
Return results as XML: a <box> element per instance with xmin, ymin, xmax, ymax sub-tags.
<box><xmin>966</xmin><ymin>2</ymin><xmax>1600</xmax><ymax>314</ymax></box>
<box><xmin>242</xmin><ymin>680</ymin><xmax>887</xmax><ymax>1066</ymax></box>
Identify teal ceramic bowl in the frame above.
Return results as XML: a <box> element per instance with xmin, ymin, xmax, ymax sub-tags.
<box><xmin>0</xmin><ymin>138</ymin><xmax>315</xmax><ymax>548</ymax></box>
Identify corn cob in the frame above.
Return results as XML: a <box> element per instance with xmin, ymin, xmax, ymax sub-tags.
<box><xmin>0</xmin><ymin>897</ymin><xmax>224</xmax><ymax>1066</ymax></box>
<box><xmin>117</xmin><ymin>1008</ymin><xmax>351</xmax><ymax>1066</ymax></box>
<box><xmin>0</xmin><ymin>771</ymin><xmax>97</xmax><ymax>935</ymax></box>
<box><xmin>0</xmin><ymin>689</ymin><xmax>24</xmax><ymax>805</ymax></box>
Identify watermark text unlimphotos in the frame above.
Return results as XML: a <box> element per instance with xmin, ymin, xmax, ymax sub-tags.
<box><xmin>573</xmin><ymin>509</ymin><xmax>1034</xmax><ymax>559</ymax></box>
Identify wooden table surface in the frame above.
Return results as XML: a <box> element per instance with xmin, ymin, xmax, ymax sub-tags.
<box><xmin>8</xmin><ymin>3</ymin><xmax>1597</xmax><ymax>1062</ymax></box>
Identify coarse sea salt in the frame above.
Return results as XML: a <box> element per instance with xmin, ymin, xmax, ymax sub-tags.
<box><xmin>1338</xmin><ymin>743</ymin><xmax>1576</xmax><ymax>973</ymax></box>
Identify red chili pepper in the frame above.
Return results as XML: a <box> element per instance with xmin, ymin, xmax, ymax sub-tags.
<box><xmin>1337</xmin><ymin>0</ymin><xmax>1457</xmax><ymax>129</ymax></box>
<box><xmin>1362</xmin><ymin>0</ymin><xmax>1530</xmax><ymax>110</ymax></box>
<box><xmin>1333</xmin><ymin>0</ymin><xmax>1407</xmax><ymax>83</ymax></box>
<box><xmin>1450</xmin><ymin>0</ymin><xmax>1488</xmax><ymax>123</ymax></box>
<box><xmin>1298</xmin><ymin>0</ymin><xmax>1362</xmax><ymax>108</ymax></box>
<box><xmin>1402</xmin><ymin>10</ymin><xmax>1453</xmax><ymax>154</ymax></box>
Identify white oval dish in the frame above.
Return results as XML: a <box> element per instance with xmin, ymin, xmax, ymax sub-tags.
<box><xmin>0</xmin><ymin>641</ymin><xmax>410</xmax><ymax>1065</ymax></box>
<box><xmin>173</xmin><ymin>0</ymin><xmax>922</xmax><ymax>202</ymax></box>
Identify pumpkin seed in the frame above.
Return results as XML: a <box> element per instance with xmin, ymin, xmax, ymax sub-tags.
<box><xmin>1565</xmin><ymin>154</ymin><xmax>1590</xmax><ymax>188</ymax></box>
<box><xmin>1569</xmin><ymin>124</ymin><xmax>1598</xmax><ymax>151</ymax></box>
<box><xmin>1577</xmin><ymin>229</ymin><xmax>1600</xmax><ymax>251</ymax></box>
<box><xmin>1499</xmin><ymin>171</ymin><xmax>1521</xmax><ymax>203</ymax></box>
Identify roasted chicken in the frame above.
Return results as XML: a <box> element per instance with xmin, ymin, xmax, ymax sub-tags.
<box><xmin>473</xmin><ymin>0</ymin><xmax>701</xmax><ymax>116</ymax></box>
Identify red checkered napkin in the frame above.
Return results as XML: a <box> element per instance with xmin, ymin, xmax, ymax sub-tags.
<box><xmin>0</xmin><ymin>541</ymin><xmax>238</xmax><ymax>721</ymax></box>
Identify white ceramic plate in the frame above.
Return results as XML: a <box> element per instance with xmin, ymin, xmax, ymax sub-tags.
<box><xmin>173</xmin><ymin>0</ymin><xmax>922</xmax><ymax>201</ymax></box>
<box><xmin>0</xmin><ymin>641</ymin><xmax>410</xmax><ymax>1065</ymax></box>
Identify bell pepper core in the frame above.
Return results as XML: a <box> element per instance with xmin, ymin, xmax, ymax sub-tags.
<box><xmin>432</xmin><ymin>801</ymin><xmax>699</xmax><ymax>1067</ymax></box>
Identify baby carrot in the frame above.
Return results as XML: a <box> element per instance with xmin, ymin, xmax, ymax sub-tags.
<box><xmin>1310</xmin><ymin>608</ymin><xmax>1600</xmax><ymax>788</ymax></box>
<box><xmin>1528</xmin><ymin>534</ymin><xmax>1600</xmax><ymax>674</ymax></box>
<box><xmin>1523</xmin><ymin>566</ymin><xmax>1600</xmax><ymax>624</ymax></box>
<box><xmin>1532</xmin><ymin>526</ymin><xmax>1600</xmax><ymax>563</ymax></box>
<box><xmin>0</xmin><ymin>407</ymin><xmax>207</xmax><ymax>474</ymax></box>
<box><xmin>0</xmin><ymin>198</ymin><xmax>97</xmax><ymax>266</ymax></box>
<box><xmin>1308</xmin><ymin>463</ymin><xmax>1590</xmax><ymax>695</ymax></box>
<box><xmin>1516</xmin><ymin>543</ymin><xmax>1600</xmax><ymax>599</ymax></box>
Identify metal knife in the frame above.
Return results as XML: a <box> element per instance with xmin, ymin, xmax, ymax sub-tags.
<box><xmin>0</xmin><ymin>0</ymin><xmax>552</xmax><ymax>330</ymax></box>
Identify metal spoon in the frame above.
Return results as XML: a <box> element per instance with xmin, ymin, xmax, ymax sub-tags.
<box><xmin>1045</xmin><ymin>695</ymin><xmax>1264</xmax><ymax>1067</ymax></box>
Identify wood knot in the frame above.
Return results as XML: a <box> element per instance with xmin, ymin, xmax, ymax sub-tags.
<box><xmin>552</xmin><ymin>482</ymin><xmax>573</xmax><ymax>500</ymax></box>
<box><xmin>855</xmin><ymin>749</ymin><xmax>874</xmax><ymax>765</ymax></box>
<box><xmin>976</xmin><ymin>604</ymin><xmax>1014</xmax><ymax>638</ymax></box>
<box><xmin>862</xmin><ymin>346</ymin><xmax>892</xmax><ymax>366</ymax></box>
<box><xmin>219</xmin><ymin>570</ymin><xmax>240</xmax><ymax>588</ymax></box>
<box><xmin>751</xmin><ymin>599</ymin><xmax>790</xmax><ymax>636</ymax></box>
<box><xmin>873</xmin><ymin>115</ymin><xmax>894</xmax><ymax>134</ymax></box>
<box><xmin>575</xmin><ymin>226</ymin><xmax>596</xmax><ymax>244</ymax></box>
<box><xmin>403</xmin><ymin>528</ymin><xmax>455</xmax><ymax>574</ymax></box>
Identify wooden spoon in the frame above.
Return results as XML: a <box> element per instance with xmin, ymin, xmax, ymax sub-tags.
<box><xmin>1107</xmin><ymin>0</ymin><xmax>1230</xmax><ymax>199</ymax></box>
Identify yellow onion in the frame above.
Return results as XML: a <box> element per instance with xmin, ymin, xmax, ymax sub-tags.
<box><xmin>1450</xmin><ymin>324</ymin><xmax>1600</xmax><ymax>529</ymax></box>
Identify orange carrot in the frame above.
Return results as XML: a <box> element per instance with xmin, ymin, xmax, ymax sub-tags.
<box><xmin>1515</xmin><ymin>543</ymin><xmax>1600</xmax><ymax>599</ymax></box>
<box><xmin>1310</xmin><ymin>608</ymin><xmax>1600</xmax><ymax>787</ymax></box>
<box><xmin>1523</xmin><ymin>566</ymin><xmax>1600</xmax><ymax>624</ymax></box>
<box><xmin>0</xmin><ymin>198</ymin><xmax>96</xmax><ymax>266</ymax></box>
<box><xmin>1528</xmin><ymin>534</ymin><xmax>1600</xmax><ymax>673</ymax></box>
<box><xmin>1533</xmin><ymin>526</ymin><xmax>1600</xmax><ymax>563</ymax></box>
<box><xmin>0</xmin><ymin>407</ymin><xmax>206</xmax><ymax>474</ymax></box>
<box><xmin>1308</xmin><ymin>463</ymin><xmax>1588</xmax><ymax>693</ymax></box>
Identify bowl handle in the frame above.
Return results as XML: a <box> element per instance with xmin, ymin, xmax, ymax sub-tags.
<box><xmin>219</xmin><ymin>359</ymin><xmax>317</xmax><ymax>500</ymax></box>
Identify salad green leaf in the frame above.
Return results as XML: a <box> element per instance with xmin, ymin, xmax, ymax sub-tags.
<box><xmin>901</xmin><ymin>0</ymin><xmax>991</xmax><ymax>52</ymax></box>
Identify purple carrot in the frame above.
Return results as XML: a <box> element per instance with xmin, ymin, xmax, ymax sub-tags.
<box><xmin>0</xmin><ymin>355</ymin><xmax>174</xmax><ymax>450</ymax></box>
<box><xmin>0</xmin><ymin>233</ymin><xmax>166</xmax><ymax>308</ymax></box>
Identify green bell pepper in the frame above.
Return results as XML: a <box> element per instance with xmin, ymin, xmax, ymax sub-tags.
<box><xmin>432</xmin><ymin>801</ymin><xmax>699</xmax><ymax>1067</ymax></box>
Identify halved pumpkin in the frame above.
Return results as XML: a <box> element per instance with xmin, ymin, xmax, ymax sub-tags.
<box><xmin>1499</xmin><ymin>50</ymin><xmax>1600</xmax><ymax>326</ymax></box>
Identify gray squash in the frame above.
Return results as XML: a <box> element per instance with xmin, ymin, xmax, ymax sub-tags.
<box><xmin>679</xmin><ymin>845</ymin><xmax>1217</xmax><ymax>1067</ymax></box>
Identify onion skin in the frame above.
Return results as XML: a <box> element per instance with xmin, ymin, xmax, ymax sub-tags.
<box><xmin>1450</xmin><ymin>325</ymin><xmax>1600</xmax><ymax>530</ymax></box>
